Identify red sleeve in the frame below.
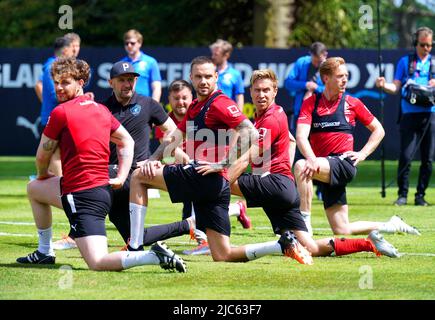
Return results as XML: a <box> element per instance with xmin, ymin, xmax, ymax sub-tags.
<box><xmin>209</xmin><ymin>97</ymin><xmax>247</xmax><ymax>129</ymax></box>
<box><xmin>257</xmin><ymin>117</ymin><xmax>278</xmax><ymax>155</ymax></box>
<box><xmin>349</xmin><ymin>96</ymin><xmax>375</xmax><ymax>126</ymax></box>
<box><xmin>297</xmin><ymin>95</ymin><xmax>315</xmax><ymax>125</ymax></box>
<box><xmin>43</xmin><ymin>106</ymin><xmax>66</xmax><ymax>140</ymax></box>
<box><xmin>155</xmin><ymin>126</ymin><xmax>164</xmax><ymax>139</ymax></box>
<box><xmin>177</xmin><ymin>114</ymin><xmax>187</xmax><ymax>133</ymax></box>
<box><xmin>110</xmin><ymin>114</ymin><xmax>121</xmax><ymax>133</ymax></box>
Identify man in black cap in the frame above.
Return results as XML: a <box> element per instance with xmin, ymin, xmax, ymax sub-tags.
<box><xmin>50</xmin><ymin>61</ymin><xmax>195</xmax><ymax>251</ymax></box>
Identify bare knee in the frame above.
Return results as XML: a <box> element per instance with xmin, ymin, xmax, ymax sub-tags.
<box><xmin>86</xmin><ymin>259</ymin><xmax>108</xmax><ymax>271</ymax></box>
<box><xmin>331</xmin><ymin>225</ymin><xmax>352</xmax><ymax>235</ymax></box>
<box><xmin>27</xmin><ymin>180</ymin><xmax>38</xmax><ymax>200</ymax></box>
<box><xmin>294</xmin><ymin>160</ymin><xmax>306</xmax><ymax>176</ymax></box>
<box><xmin>211</xmin><ymin>251</ymin><xmax>231</xmax><ymax>262</ymax></box>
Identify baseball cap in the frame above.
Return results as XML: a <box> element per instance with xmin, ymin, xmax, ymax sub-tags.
<box><xmin>110</xmin><ymin>61</ymin><xmax>140</xmax><ymax>79</ymax></box>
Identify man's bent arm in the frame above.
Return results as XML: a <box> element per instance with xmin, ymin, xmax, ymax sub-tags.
<box><xmin>35</xmin><ymin>134</ymin><xmax>58</xmax><ymax>179</ymax></box>
<box><xmin>296</xmin><ymin>123</ymin><xmax>316</xmax><ymax>161</ymax></box>
<box><xmin>150</xmin><ymin>127</ymin><xmax>185</xmax><ymax>161</ymax></box>
<box><xmin>360</xmin><ymin>118</ymin><xmax>385</xmax><ymax>158</ymax></box>
<box><xmin>110</xmin><ymin>125</ymin><xmax>134</xmax><ymax>184</ymax></box>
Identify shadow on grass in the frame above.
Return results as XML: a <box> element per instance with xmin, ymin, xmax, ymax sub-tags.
<box><xmin>0</xmin><ymin>263</ymin><xmax>87</xmax><ymax>271</ymax></box>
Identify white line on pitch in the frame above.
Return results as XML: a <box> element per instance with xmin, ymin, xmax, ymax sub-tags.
<box><xmin>0</xmin><ymin>232</ymin><xmax>34</xmax><ymax>237</ymax></box>
<box><xmin>401</xmin><ymin>252</ymin><xmax>435</xmax><ymax>257</ymax></box>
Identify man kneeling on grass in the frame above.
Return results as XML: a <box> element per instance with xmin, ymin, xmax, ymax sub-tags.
<box><xmin>16</xmin><ymin>57</ymin><xmax>186</xmax><ymax>272</ymax></box>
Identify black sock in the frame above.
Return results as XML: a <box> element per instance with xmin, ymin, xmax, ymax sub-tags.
<box><xmin>143</xmin><ymin>220</ymin><xmax>190</xmax><ymax>246</ymax></box>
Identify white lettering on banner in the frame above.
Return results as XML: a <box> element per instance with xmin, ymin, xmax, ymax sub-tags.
<box><xmin>0</xmin><ymin>64</ymin><xmax>42</xmax><ymax>88</ymax></box>
<box><xmin>345</xmin><ymin>63</ymin><xmax>360</xmax><ymax>89</ymax></box>
<box><xmin>159</xmin><ymin>63</ymin><xmax>191</xmax><ymax>88</ymax></box>
<box><xmin>365</xmin><ymin>63</ymin><xmax>394</xmax><ymax>88</ymax></box>
<box><xmin>0</xmin><ymin>61</ymin><xmax>398</xmax><ymax>90</ymax></box>
<box><xmin>233</xmin><ymin>63</ymin><xmax>254</xmax><ymax>87</ymax></box>
<box><xmin>97</xmin><ymin>63</ymin><xmax>112</xmax><ymax>88</ymax></box>
<box><xmin>33</xmin><ymin>64</ymin><xmax>43</xmax><ymax>84</ymax></box>
<box><xmin>258</xmin><ymin>63</ymin><xmax>293</xmax><ymax>88</ymax></box>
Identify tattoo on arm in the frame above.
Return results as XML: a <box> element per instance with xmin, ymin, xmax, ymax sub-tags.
<box><xmin>42</xmin><ymin>139</ymin><xmax>56</xmax><ymax>152</ymax></box>
<box><xmin>236</xmin><ymin>119</ymin><xmax>259</xmax><ymax>154</ymax></box>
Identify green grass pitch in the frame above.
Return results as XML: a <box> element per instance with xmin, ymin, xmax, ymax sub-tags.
<box><xmin>0</xmin><ymin>157</ymin><xmax>434</xmax><ymax>300</ymax></box>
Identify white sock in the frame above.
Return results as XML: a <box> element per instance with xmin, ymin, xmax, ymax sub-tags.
<box><xmin>245</xmin><ymin>241</ymin><xmax>282</xmax><ymax>260</ymax></box>
<box><xmin>37</xmin><ymin>227</ymin><xmax>54</xmax><ymax>256</ymax></box>
<box><xmin>129</xmin><ymin>203</ymin><xmax>147</xmax><ymax>249</ymax></box>
<box><xmin>121</xmin><ymin>251</ymin><xmax>160</xmax><ymax>269</ymax></box>
<box><xmin>300</xmin><ymin>211</ymin><xmax>313</xmax><ymax>235</ymax></box>
<box><xmin>228</xmin><ymin>203</ymin><xmax>240</xmax><ymax>217</ymax></box>
<box><xmin>301</xmin><ymin>211</ymin><xmax>311</xmax><ymax>218</ymax></box>
<box><xmin>378</xmin><ymin>222</ymin><xmax>395</xmax><ymax>233</ymax></box>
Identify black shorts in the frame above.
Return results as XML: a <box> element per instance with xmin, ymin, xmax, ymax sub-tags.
<box><xmin>61</xmin><ymin>185</ymin><xmax>113</xmax><ymax>238</ymax></box>
<box><xmin>320</xmin><ymin>155</ymin><xmax>357</xmax><ymax>209</ymax></box>
<box><xmin>237</xmin><ymin>173</ymin><xmax>307</xmax><ymax>234</ymax></box>
<box><xmin>163</xmin><ymin>164</ymin><xmax>231</xmax><ymax>236</ymax></box>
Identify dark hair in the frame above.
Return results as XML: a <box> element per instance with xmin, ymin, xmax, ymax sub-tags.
<box><xmin>190</xmin><ymin>56</ymin><xmax>215</xmax><ymax>72</ymax></box>
<box><xmin>168</xmin><ymin>80</ymin><xmax>193</xmax><ymax>94</ymax></box>
<box><xmin>309</xmin><ymin>42</ymin><xmax>327</xmax><ymax>56</ymax></box>
<box><xmin>54</xmin><ymin>36</ymin><xmax>72</xmax><ymax>55</ymax></box>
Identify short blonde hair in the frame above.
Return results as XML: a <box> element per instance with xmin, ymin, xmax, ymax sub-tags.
<box><xmin>319</xmin><ymin>57</ymin><xmax>346</xmax><ymax>81</ymax></box>
<box><xmin>123</xmin><ymin>29</ymin><xmax>143</xmax><ymax>45</ymax></box>
<box><xmin>209</xmin><ymin>39</ymin><xmax>233</xmax><ymax>55</ymax></box>
<box><xmin>250</xmin><ymin>69</ymin><xmax>278</xmax><ymax>89</ymax></box>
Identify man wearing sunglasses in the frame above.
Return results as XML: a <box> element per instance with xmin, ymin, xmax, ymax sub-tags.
<box><xmin>121</xmin><ymin>29</ymin><xmax>162</xmax><ymax>102</ymax></box>
<box><xmin>376</xmin><ymin>26</ymin><xmax>435</xmax><ymax>207</ymax></box>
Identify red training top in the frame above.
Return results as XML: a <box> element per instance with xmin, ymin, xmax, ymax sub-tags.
<box><xmin>44</xmin><ymin>95</ymin><xmax>121</xmax><ymax>194</ymax></box>
<box><xmin>177</xmin><ymin>92</ymin><xmax>246</xmax><ymax>179</ymax></box>
<box><xmin>252</xmin><ymin>103</ymin><xmax>293</xmax><ymax>180</ymax></box>
<box><xmin>297</xmin><ymin>93</ymin><xmax>374</xmax><ymax>157</ymax></box>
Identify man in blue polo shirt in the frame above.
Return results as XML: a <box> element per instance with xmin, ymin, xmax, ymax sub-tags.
<box><xmin>376</xmin><ymin>26</ymin><xmax>435</xmax><ymax>207</ymax></box>
<box><xmin>121</xmin><ymin>29</ymin><xmax>162</xmax><ymax>102</ymax></box>
<box><xmin>35</xmin><ymin>36</ymin><xmax>74</xmax><ymax>130</ymax></box>
<box><xmin>210</xmin><ymin>39</ymin><xmax>245</xmax><ymax>110</ymax></box>
<box><xmin>284</xmin><ymin>42</ymin><xmax>328</xmax><ymax>134</ymax></box>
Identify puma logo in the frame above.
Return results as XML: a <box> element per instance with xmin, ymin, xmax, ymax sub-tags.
<box><xmin>71</xmin><ymin>224</ymin><xmax>77</xmax><ymax>232</ymax></box>
<box><xmin>16</xmin><ymin>116</ymin><xmax>41</xmax><ymax>139</ymax></box>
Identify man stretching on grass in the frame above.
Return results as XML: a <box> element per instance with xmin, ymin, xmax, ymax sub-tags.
<box><xmin>294</xmin><ymin>57</ymin><xmax>421</xmax><ymax>237</ymax></box>
<box><xmin>227</xmin><ymin>69</ymin><xmax>400</xmax><ymax>262</ymax></box>
<box><xmin>16</xmin><ymin>58</ymin><xmax>186</xmax><ymax>272</ymax></box>
<box><xmin>127</xmin><ymin>58</ymin><xmax>400</xmax><ymax>265</ymax></box>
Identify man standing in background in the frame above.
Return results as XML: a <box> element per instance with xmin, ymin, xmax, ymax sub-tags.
<box><xmin>210</xmin><ymin>39</ymin><xmax>245</xmax><ymax>111</ymax></box>
<box><xmin>121</xmin><ymin>29</ymin><xmax>162</xmax><ymax>102</ymax></box>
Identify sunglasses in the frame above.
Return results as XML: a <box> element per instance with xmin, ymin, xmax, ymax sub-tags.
<box><xmin>124</xmin><ymin>41</ymin><xmax>137</xmax><ymax>46</ymax></box>
<box><xmin>418</xmin><ymin>42</ymin><xmax>432</xmax><ymax>48</ymax></box>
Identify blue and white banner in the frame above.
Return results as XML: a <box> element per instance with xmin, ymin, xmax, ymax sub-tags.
<box><xmin>0</xmin><ymin>47</ymin><xmax>406</xmax><ymax>158</ymax></box>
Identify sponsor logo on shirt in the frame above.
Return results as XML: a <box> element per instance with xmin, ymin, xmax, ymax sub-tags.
<box><xmin>258</xmin><ymin>127</ymin><xmax>267</xmax><ymax>141</ymax></box>
<box><xmin>223</xmin><ymin>73</ymin><xmax>232</xmax><ymax>84</ymax></box>
<box><xmin>313</xmin><ymin>121</ymin><xmax>340</xmax><ymax>128</ymax></box>
<box><xmin>227</xmin><ymin>105</ymin><xmax>240</xmax><ymax>116</ymax></box>
<box><xmin>130</xmin><ymin>104</ymin><xmax>142</xmax><ymax>116</ymax></box>
<box><xmin>138</xmin><ymin>61</ymin><xmax>147</xmax><ymax>70</ymax></box>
